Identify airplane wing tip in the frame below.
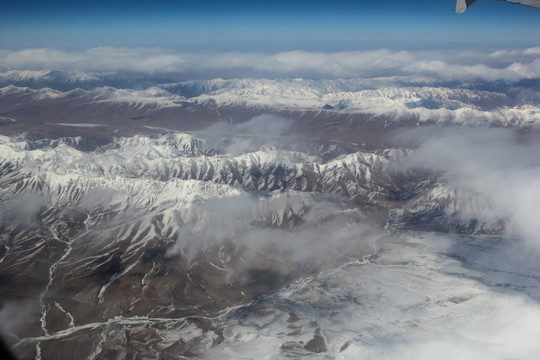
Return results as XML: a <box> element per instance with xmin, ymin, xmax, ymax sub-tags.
<box><xmin>456</xmin><ymin>0</ymin><xmax>540</xmax><ymax>13</ymax></box>
<box><xmin>456</xmin><ymin>0</ymin><xmax>477</xmax><ymax>13</ymax></box>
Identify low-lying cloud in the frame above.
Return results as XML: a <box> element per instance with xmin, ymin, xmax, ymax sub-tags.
<box><xmin>1</xmin><ymin>47</ymin><xmax>539</xmax><ymax>81</ymax></box>
<box><xmin>394</xmin><ymin>126</ymin><xmax>540</xmax><ymax>247</ymax></box>
<box><xmin>197</xmin><ymin>114</ymin><xmax>297</xmax><ymax>155</ymax></box>
<box><xmin>0</xmin><ymin>193</ymin><xmax>47</xmax><ymax>227</ymax></box>
<box><xmin>165</xmin><ymin>191</ymin><xmax>378</xmax><ymax>272</ymax></box>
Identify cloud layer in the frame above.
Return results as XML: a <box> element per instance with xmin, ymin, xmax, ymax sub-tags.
<box><xmin>1</xmin><ymin>47</ymin><xmax>540</xmax><ymax>81</ymax></box>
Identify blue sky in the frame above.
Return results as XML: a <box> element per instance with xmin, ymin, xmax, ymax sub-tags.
<box><xmin>0</xmin><ymin>1</ymin><xmax>539</xmax><ymax>51</ymax></box>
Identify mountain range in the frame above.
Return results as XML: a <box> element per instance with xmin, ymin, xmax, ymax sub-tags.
<box><xmin>1</xmin><ymin>69</ymin><xmax>540</xmax><ymax>359</ymax></box>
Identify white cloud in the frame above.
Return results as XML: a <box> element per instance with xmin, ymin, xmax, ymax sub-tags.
<box><xmin>1</xmin><ymin>47</ymin><xmax>539</xmax><ymax>81</ymax></box>
<box><xmin>394</xmin><ymin>127</ymin><xmax>540</xmax><ymax>247</ymax></box>
<box><xmin>197</xmin><ymin>114</ymin><xmax>297</xmax><ymax>155</ymax></box>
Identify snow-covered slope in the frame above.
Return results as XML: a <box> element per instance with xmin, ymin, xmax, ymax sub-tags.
<box><xmin>2</xmin><ymin>75</ymin><xmax>538</xmax><ymax>127</ymax></box>
<box><xmin>159</xmin><ymin>79</ymin><xmax>537</xmax><ymax>126</ymax></box>
<box><xmin>0</xmin><ymin>132</ymin><xmax>396</xmax><ymax>210</ymax></box>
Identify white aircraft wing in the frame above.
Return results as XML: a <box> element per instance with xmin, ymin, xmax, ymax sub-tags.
<box><xmin>504</xmin><ymin>0</ymin><xmax>540</xmax><ymax>9</ymax></box>
<box><xmin>457</xmin><ymin>0</ymin><xmax>540</xmax><ymax>12</ymax></box>
<box><xmin>456</xmin><ymin>0</ymin><xmax>478</xmax><ymax>13</ymax></box>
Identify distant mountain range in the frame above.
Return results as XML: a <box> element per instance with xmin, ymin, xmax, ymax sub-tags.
<box><xmin>1</xmin><ymin>70</ymin><xmax>539</xmax><ymax>144</ymax></box>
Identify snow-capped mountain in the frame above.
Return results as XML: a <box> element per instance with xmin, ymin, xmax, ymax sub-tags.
<box><xmin>1</xmin><ymin>73</ymin><xmax>538</xmax><ymax>133</ymax></box>
<box><xmin>0</xmin><ymin>69</ymin><xmax>167</xmax><ymax>92</ymax></box>
<box><xmin>0</xmin><ymin>70</ymin><xmax>102</xmax><ymax>91</ymax></box>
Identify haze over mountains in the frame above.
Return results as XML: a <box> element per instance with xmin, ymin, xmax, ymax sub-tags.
<box><xmin>1</xmin><ymin>45</ymin><xmax>540</xmax><ymax>359</ymax></box>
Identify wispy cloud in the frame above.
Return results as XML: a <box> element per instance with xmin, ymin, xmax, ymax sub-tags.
<box><xmin>197</xmin><ymin>114</ymin><xmax>298</xmax><ymax>155</ymax></box>
<box><xmin>394</xmin><ymin>127</ymin><xmax>540</xmax><ymax>247</ymax></box>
